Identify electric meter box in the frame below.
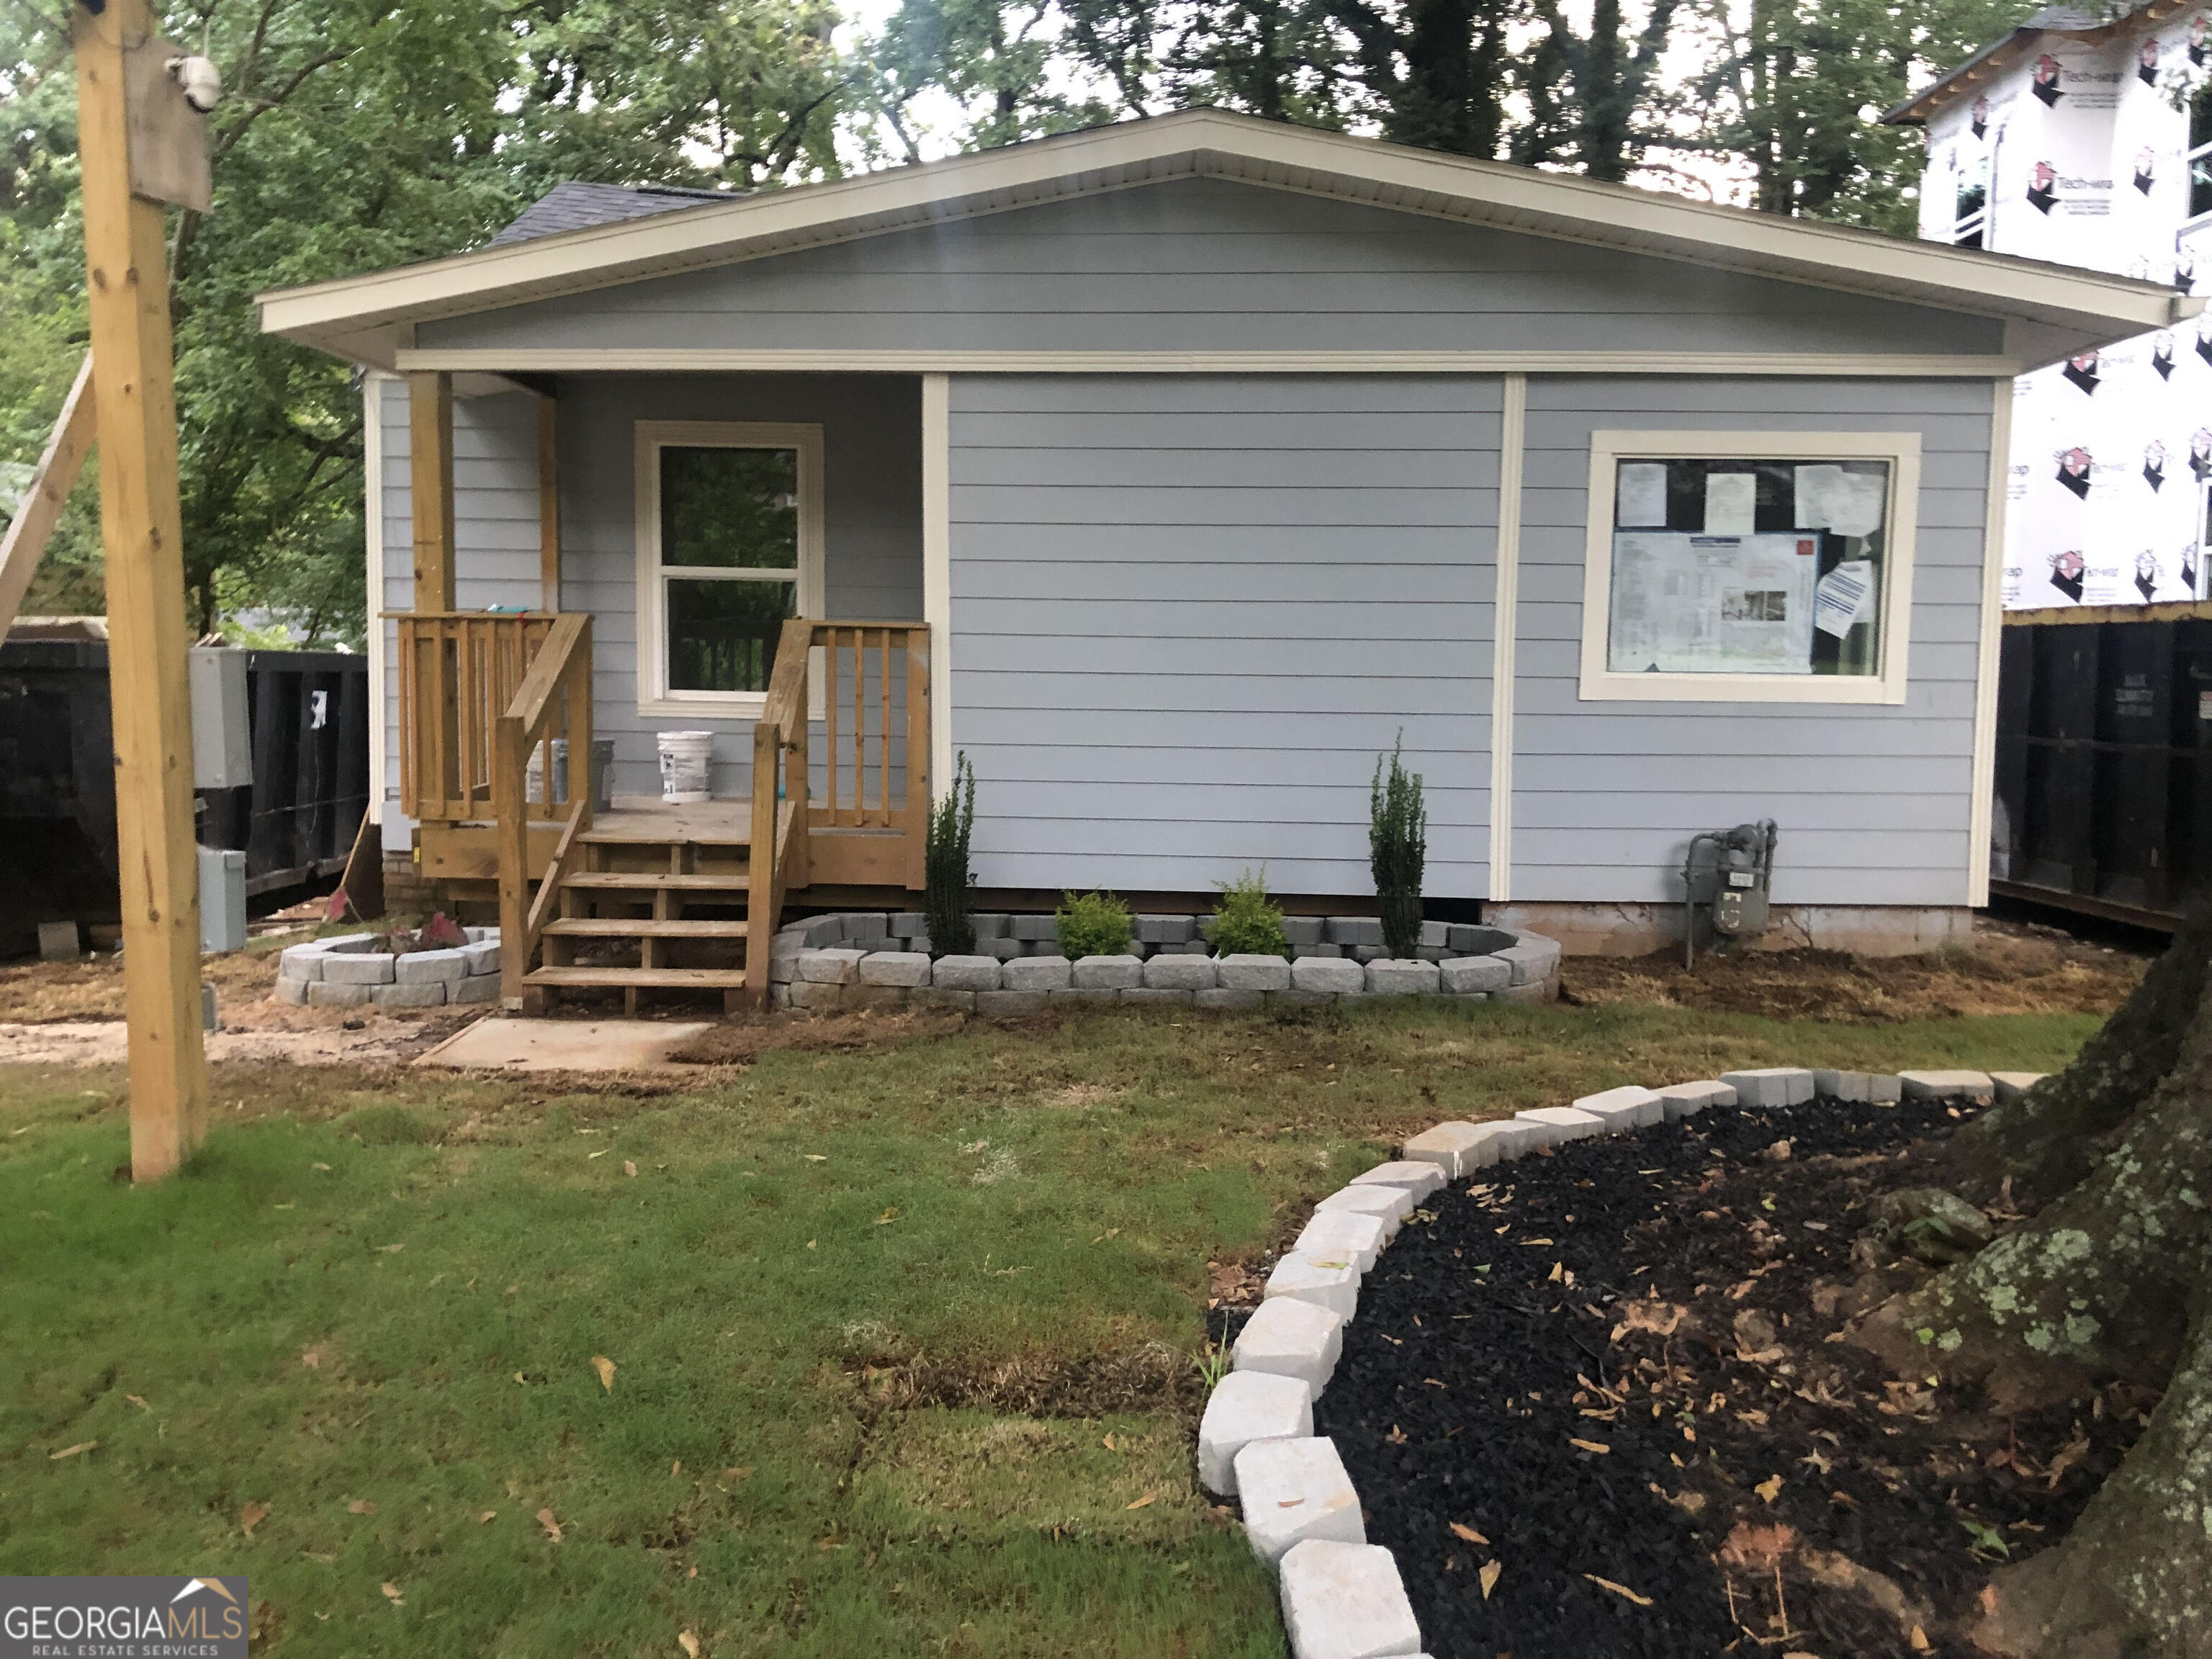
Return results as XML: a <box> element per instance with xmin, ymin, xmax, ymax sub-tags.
<box><xmin>187</xmin><ymin>646</ymin><xmax>252</xmax><ymax>790</ymax></box>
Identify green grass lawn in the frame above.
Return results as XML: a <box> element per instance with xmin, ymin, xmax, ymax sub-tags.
<box><xmin>0</xmin><ymin>998</ymin><xmax>2103</xmax><ymax>1655</ymax></box>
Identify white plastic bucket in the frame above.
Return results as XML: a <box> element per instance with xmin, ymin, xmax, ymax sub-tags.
<box><xmin>657</xmin><ymin>730</ymin><xmax>714</xmax><ymax>804</ymax></box>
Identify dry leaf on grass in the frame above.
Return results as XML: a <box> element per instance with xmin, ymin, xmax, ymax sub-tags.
<box><xmin>240</xmin><ymin>1502</ymin><xmax>271</xmax><ymax>1537</ymax></box>
<box><xmin>1570</xmin><ymin>1437</ymin><xmax>1610</xmax><ymax>1455</ymax></box>
<box><xmin>1478</xmin><ymin>1560</ymin><xmax>1502</xmax><ymax>1599</ymax></box>
<box><xmin>1125</xmin><ymin>1492</ymin><xmax>1156</xmax><ymax>1511</ymax></box>
<box><xmin>48</xmin><ymin>1441</ymin><xmax>96</xmax><ymax>1460</ymax></box>
<box><xmin>347</xmin><ymin>1499</ymin><xmax>377</xmax><ymax>1515</ymax></box>
<box><xmin>125</xmin><ymin>1393</ymin><xmax>150</xmax><ymax>1411</ymax></box>
<box><xmin>1755</xmin><ymin>1474</ymin><xmax>1785</xmax><ymax>1503</ymax></box>
<box><xmin>1449</xmin><ymin>1521</ymin><xmax>1489</xmax><ymax>1545</ymax></box>
<box><xmin>377</xmin><ymin>1244</ymin><xmax>404</xmax><ymax>1254</ymax></box>
<box><xmin>679</xmin><ymin>1633</ymin><xmax>701</xmax><ymax>1658</ymax></box>
<box><xmin>536</xmin><ymin>1508</ymin><xmax>563</xmax><ymax>1543</ymax></box>
<box><xmin>591</xmin><ymin>1355</ymin><xmax>616</xmax><ymax>1391</ymax></box>
<box><xmin>624</xmin><ymin>1161</ymin><xmax>637</xmax><ymax>1177</ymax></box>
<box><xmin>1584</xmin><ymin>1574</ymin><xmax>1653</xmax><ymax>1607</ymax></box>
<box><xmin>380</xmin><ymin>1583</ymin><xmax>403</xmax><ymax>1606</ymax></box>
<box><xmin>477</xmin><ymin>1510</ymin><xmax>496</xmax><ymax>1524</ymax></box>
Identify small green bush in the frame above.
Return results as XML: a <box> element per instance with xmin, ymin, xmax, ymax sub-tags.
<box><xmin>924</xmin><ymin>752</ymin><xmax>977</xmax><ymax>957</ymax></box>
<box><xmin>1056</xmin><ymin>889</ymin><xmax>1132</xmax><ymax>959</ymax></box>
<box><xmin>1210</xmin><ymin>868</ymin><xmax>1288</xmax><ymax>958</ymax></box>
<box><xmin>1371</xmin><ymin>732</ymin><xmax>1428</xmax><ymax>961</ymax></box>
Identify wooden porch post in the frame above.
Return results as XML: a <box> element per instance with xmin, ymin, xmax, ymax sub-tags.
<box><xmin>73</xmin><ymin>0</ymin><xmax>209</xmax><ymax>1180</ymax></box>
<box><xmin>409</xmin><ymin>373</ymin><xmax>456</xmax><ymax>610</ymax></box>
<box><xmin>537</xmin><ymin>394</ymin><xmax>560</xmax><ymax>611</ymax></box>
<box><xmin>409</xmin><ymin>372</ymin><xmax>458</xmax><ymax>811</ymax></box>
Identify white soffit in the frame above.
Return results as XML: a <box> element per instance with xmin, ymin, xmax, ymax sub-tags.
<box><xmin>257</xmin><ymin>109</ymin><xmax>2196</xmax><ymax>370</ymax></box>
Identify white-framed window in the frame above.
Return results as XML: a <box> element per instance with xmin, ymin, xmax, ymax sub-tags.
<box><xmin>1952</xmin><ymin>143</ymin><xmax>1990</xmax><ymax>248</ymax></box>
<box><xmin>634</xmin><ymin>420</ymin><xmax>824</xmax><ymax>716</ymax></box>
<box><xmin>1577</xmin><ymin>429</ymin><xmax>1921</xmax><ymax>706</ymax></box>
<box><xmin>2190</xmin><ymin>80</ymin><xmax>2212</xmax><ymax>221</ymax></box>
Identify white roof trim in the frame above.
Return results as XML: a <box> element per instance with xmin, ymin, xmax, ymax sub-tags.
<box><xmin>258</xmin><ymin>108</ymin><xmax>2195</xmax><ymax>370</ymax></box>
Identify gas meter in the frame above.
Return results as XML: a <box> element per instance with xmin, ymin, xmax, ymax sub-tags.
<box><xmin>1681</xmin><ymin>820</ymin><xmax>1779</xmax><ymax>968</ymax></box>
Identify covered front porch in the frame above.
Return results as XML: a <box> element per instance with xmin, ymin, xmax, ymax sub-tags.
<box><xmin>385</xmin><ymin>369</ymin><xmax>932</xmax><ymax>1012</ymax></box>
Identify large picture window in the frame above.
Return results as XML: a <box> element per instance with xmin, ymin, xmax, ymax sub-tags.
<box><xmin>1578</xmin><ymin>431</ymin><xmax>1920</xmax><ymax>706</ymax></box>
<box><xmin>634</xmin><ymin>421</ymin><xmax>823</xmax><ymax>714</ymax></box>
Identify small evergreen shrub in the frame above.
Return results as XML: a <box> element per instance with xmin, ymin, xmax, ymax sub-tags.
<box><xmin>1211</xmin><ymin>868</ymin><xmax>1288</xmax><ymax>958</ymax></box>
<box><xmin>1056</xmin><ymin>889</ymin><xmax>1132</xmax><ymax>959</ymax></box>
<box><xmin>1370</xmin><ymin>733</ymin><xmax>1428</xmax><ymax>961</ymax></box>
<box><xmin>924</xmin><ymin>752</ymin><xmax>976</xmax><ymax>957</ymax></box>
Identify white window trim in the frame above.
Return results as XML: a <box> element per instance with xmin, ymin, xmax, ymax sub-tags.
<box><xmin>633</xmin><ymin>419</ymin><xmax>824</xmax><ymax>718</ymax></box>
<box><xmin>1576</xmin><ymin>428</ymin><xmax>1922</xmax><ymax>706</ymax></box>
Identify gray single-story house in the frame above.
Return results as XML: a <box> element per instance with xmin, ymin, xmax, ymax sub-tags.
<box><xmin>260</xmin><ymin>109</ymin><xmax>2185</xmax><ymax>1003</ymax></box>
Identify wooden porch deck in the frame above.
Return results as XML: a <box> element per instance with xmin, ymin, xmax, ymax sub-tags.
<box><xmin>395</xmin><ymin>607</ymin><xmax>927</xmax><ymax>1012</ymax></box>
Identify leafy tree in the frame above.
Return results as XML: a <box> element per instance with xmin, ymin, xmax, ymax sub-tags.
<box><xmin>0</xmin><ymin>0</ymin><xmax>862</xmax><ymax>644</ymax></box>
<box><xmin>1678</xmin><ymin>0</ymin><xmax>2041</xmax><ymax>231</ymax></box>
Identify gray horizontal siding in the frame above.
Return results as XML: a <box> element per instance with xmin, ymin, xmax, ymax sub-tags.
<box><xmin>1509</xmin><ymin>375</ymin><xmax>1994</xmax><ymax>908</ymax></box>
<box><xmin>557</xmin><ymin>374</ymin><xmax>923</xmax><ymax>800</ymax></box>
<box><xmin>950</xmin><ymin>372</ymin><xmax>1501</xmax><ymax>899</ymax></box>
<box><xmin>379</xmin><ymin>373</ymin><xmax>925</xmax><ymax>812</ymax></box>
<box><xmin>418</xmin><ymin>177</ymin><xmax>2000</xmax><ymax>361</ymax></box>
<box><xmin>377</xmin><ymin>383</ymin><xmax>544</xmax><ymax>844</ymax></box>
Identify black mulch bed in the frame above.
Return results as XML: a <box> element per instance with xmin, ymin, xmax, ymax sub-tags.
<box><xmin>1253</xmin><ymin>1097</ymin><xmax>2148</xmax><ymax>1658</ymax></box>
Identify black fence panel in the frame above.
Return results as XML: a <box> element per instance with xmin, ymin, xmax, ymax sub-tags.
<box><xmin>0</xmin><ymin>640</ymin><xmax>369</xmax><ymax>955</ymax></box>
<box><xmin>1994</xmin><ymin>618</ymin><xmax>2212</xmax><ymax>925</ymax></box>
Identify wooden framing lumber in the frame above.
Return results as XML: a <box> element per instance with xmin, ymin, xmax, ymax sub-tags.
<box><xmin>0</xmin><ymin>354</ymin><xmax>96</xmax><ymax>639</ymax></box>
<box><xmin>73</xmin><ymin>0</ymin><xmax>209</xmax><ymax>1181</ymax></box>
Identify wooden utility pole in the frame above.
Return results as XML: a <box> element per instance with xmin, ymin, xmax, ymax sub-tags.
<box><xmin>73</xmin><ymin>0</ymin><xmax>210</xmax><ymax>1181</ymax></box>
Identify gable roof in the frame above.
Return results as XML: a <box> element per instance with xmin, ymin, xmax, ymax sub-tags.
<box><xmin>487</xmin><ymin>181</ymin><xmax>745</xmax><ymax>248</ymax></box>
<box><xmin>1885</xmin><ymin>1</ymin><xmax>2155</xmax><ymax>127</ymax></box>
<box><xmin>258</xmin><ymin>107</ymin><xmax>2195</xmax><ymax>372</ymax></box>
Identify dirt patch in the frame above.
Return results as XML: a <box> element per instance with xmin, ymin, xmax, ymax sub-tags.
<box><xmin>1303</xmin><ymin>1098</ymin><xmax>2142</xmax><ymax>1658</ymax></box>
<box><xmin>0</xmin><ymin>923</ymin><xmax>379</xmax><ymax>1026</ymax></box>
<box><xmin>1565</xmin><ymin>921</ymin><xmax>2146</xmax><ymax>1022</ymax></box>
<box><xmin>665</xmin><ymin>1003</ymin><xmax>974</xmax><ymax>1064</ymax></box>
<box><xmin>842</xmin><ymin>1338</ymin><xmax>1202</xmax><ymax>1425</ymax></box>
<box><xmin>0</xmin><ymin>1007</ymin><xmax>474</xmax><ymax>1068</ymax></box>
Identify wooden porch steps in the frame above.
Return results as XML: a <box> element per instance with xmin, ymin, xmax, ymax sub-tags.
<box><xmin>521</xmin><ymin>966</ymin><xmax>750</xmax><ymax>991</ymax></box>
<box><xmin>561</xmin><ymin>871</ymin><xmax>750</xmax><ymax>893</ymax></box>
<box><xmin>541</xmin><ymin>917</ymin><xmax>750</xmax><ymax>940</ymax></box>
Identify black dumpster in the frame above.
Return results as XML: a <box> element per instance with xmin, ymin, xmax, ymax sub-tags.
<box><xmin>1992</xmin><ymin>617</ymin><xmax>2212</xmax><ymax>927</ymax></box>
<box><xmin>0</xmin><ymin>637</ymin><xmax>371</xmax><ymax>957</ymax></box>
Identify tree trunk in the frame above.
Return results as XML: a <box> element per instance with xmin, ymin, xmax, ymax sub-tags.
<box><xmin>1848</xmin><ymin>912</ymin><xmax>2212</xmax><ymax>1655</ymax></box>
<box><xmin>1971</xmin><ymin>1295</ymin><xmax>2212</xmax><ymax>1659</ymax></box>
<box><xmin>1947</xmin><ymin>908</ymin><xmax>2212</xmax><ymax>1205</ymax></box>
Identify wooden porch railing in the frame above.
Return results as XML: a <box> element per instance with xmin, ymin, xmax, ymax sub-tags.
<box><xmin>392</xmin><ymin>611</ymin><xmax>558</xmax><ymax>820</ymax></box>
<box><xmin>488</xmin><ymin>613</ymin><xmax>593</xmax><ymax>1005</ymax></box>
<box><xmin>746</xmin><ymin>619</ymin><xmax>930</xmax><ymax>1005</ymax></box>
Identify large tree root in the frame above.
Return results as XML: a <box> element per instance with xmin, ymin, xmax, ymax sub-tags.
<box><xmin>1971</xmin><ymin>1297</ymin><xmax>2212</xmax><ymax>1659</ymax></box>
<box><xmin>1948</xmin><ymin>907</ymin><xmax>2212</xmax><ymax>1205</ymax></box>
<box><xmin>1845</xmin><ymin>920</ymin><xmax>2212</xmax><ymax>1655</ymax></box>
<box><xmin>1858</xmin><ymin>977</ymin><xmax>2212</xmax><ymax>1411</ymax></box>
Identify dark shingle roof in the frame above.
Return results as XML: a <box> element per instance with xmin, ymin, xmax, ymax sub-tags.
<box><xmin>487</xmin><ymin>181</ymin><xmax>743</xmax><ymax>248</ymax></box>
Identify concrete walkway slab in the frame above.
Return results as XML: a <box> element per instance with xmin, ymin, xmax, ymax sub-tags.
<box><xmin>415</xmin><ymin>1017</ymin><xmax>714</xmax><ymax>1073</ymax></box>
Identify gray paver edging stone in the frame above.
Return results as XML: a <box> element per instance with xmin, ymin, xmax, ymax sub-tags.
<box><xmin>769</xmin><ymin>917</ymin><xmax>1562</xmax><ymax>1017</ymax></box>
<box><xmin>272</xmin><ymin>927</ymin><xmax>505</xmax><ymax>1010</ymax></box>
<box><xmin>1202</xmin><ymin>1053</ymin><xmax>2031</xmax><ymax>1658</ymax></box>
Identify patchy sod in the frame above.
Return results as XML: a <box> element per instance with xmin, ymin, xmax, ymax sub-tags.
<box><xmin>0</xmin><ymin>997</ymin><xmax>2110</xmax><ymax>1654</ymax></box>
